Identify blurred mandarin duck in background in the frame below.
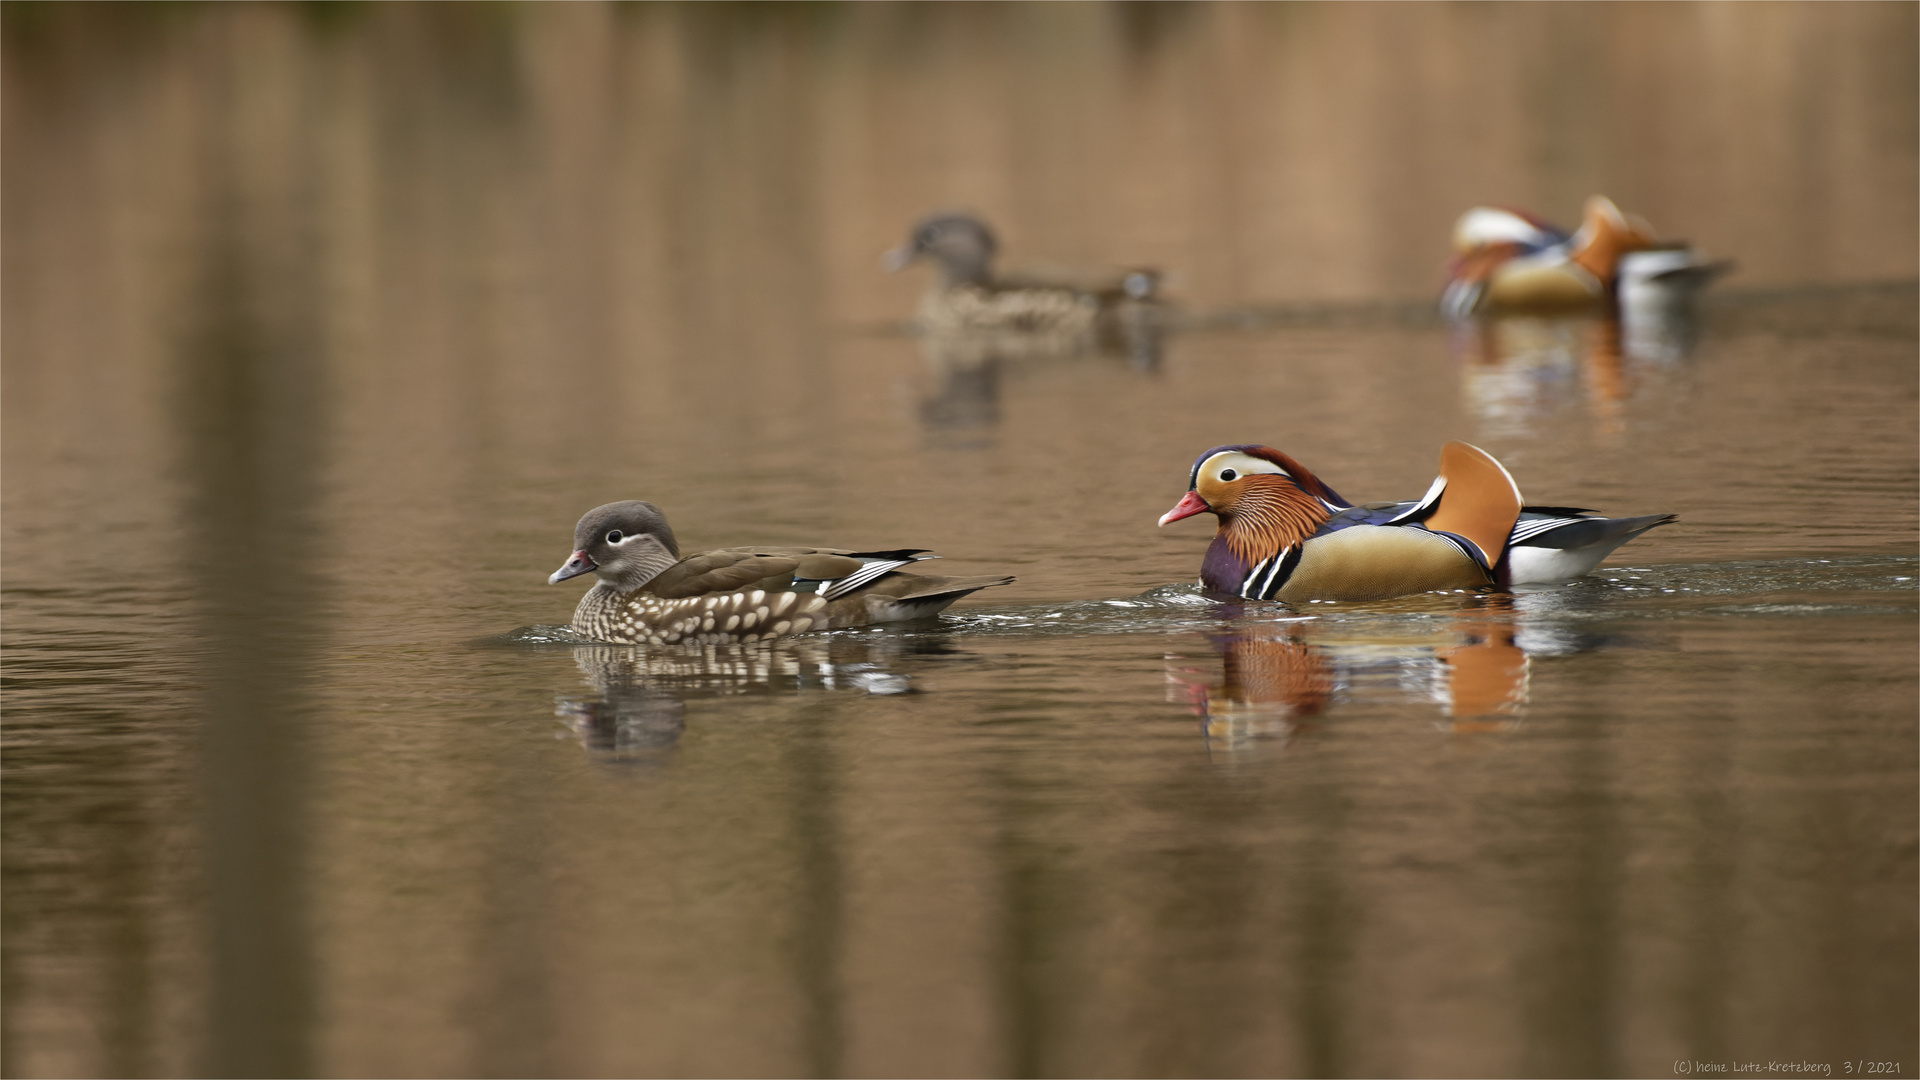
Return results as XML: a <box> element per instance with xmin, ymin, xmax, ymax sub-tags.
<box><xmin>1441</xmin><ymin>196</ymin><xmax>1727</xmax><ymax>319</ymax></box>
<box><xmin>1159</xmin><ymin>441</ymin><xmax>1675</xmax><ymax>602</ymax></box>
<box><xmin>551</xmin><ymin>501</ymin><xmax>1013</xmax><ymax>645</ymax></box>
<box><xmin>884</xmin><ymin>211</ymin><xmax>1160</xmax><ymax>351</ymax></box>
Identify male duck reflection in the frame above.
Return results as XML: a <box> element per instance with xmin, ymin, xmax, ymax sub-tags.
<box><xmin>1160</xmin><ymin>441</ymin><xmax>1674</xmax><ymax>602</ymax></box>
<box><xmin>550</xmin><ymin>501</ymin><xmax>1013</xmax><ymax>645</ymax></box>
<box><xmin>1441</xmin><ymin>195</ymin><xmax>1727</xmax><ymax>319</ymax></box>
<box><xmin>884</xmin><ymin>211</ymin><xmax>1159</xmax><ymax>347</ymax></box>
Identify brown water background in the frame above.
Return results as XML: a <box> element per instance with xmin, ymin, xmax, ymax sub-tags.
<box><xmin>4</xmin><ymin>3</ymin><xmax>1916</xmax><ymax>1077</ymax></box>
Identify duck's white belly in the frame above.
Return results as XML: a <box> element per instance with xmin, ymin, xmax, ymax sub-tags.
<box><xmin>1507</xmin><ymin>539</ymin><xmax>1637</xmax><ymax>585</ymax></box>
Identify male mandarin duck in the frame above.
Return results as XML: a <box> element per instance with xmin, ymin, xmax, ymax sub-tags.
<box><xmin>550</xmin><ymin>501</ymin><xmax>1014</xmax><ymax>645</ymax></box>
<box><xmin>1441</xmin><ymin>196</ymin><xmax>1723</xmax><ymax>319</ymax></box>
<box><xmin>1159</xmin><ymin>441</ymin><xmax>1675</xmax><ymax>602</ymax></box>
<box><xmin>884</xmin><ymin>212</ymin><xmax>1159</xmax><ymax>345</ymax></box>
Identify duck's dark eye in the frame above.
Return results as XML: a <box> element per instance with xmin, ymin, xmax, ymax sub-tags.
<box><xmin>1219</xmin><ymin>469</ymin><xmax>1238</xmax><ymax>482</ymax></box>
<box><xmin>606</xmin><ymin>530</ymin><xmax>624</xmax><ymax>544</ymax></box>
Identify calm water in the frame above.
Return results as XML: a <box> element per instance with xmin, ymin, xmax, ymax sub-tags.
<box><xmin>4</xmin><ymin>4</ymin><xmax>1917</xmax><ymax>1078</ymax></box>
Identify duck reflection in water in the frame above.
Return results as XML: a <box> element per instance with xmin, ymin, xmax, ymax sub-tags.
<box><xmin>915</xmin><ymin>335</ymin><xmax>1004</xmax><ymax>434</ymax></box>
<box><xmin>911</xmin><ymin>307</ymin><xmax>1166</xmax><ymax>437</ymax></box>
<box><xmin>1166</xmin><ymin>626</ymin><xmax>1334</xmax><ymax>751</ymax></box>
<box><xmin>1617</xmin><ymin>247</ymin><xmax>1729</xmax><ymax>362</ymax></box>
<box><xmin>1167</xmin><ymin>596</ymin><xmax>1542</xmax><ymax>754</ymax></box>
<box><xmin>554</xmin><ymin>635</ymin><xmax>934</xmax><ymax>760</ymax></box>
<box><xmin>1453</xmin><ymin>308</ymin><xmax>1710</xmax><ymax>439</ymax></box>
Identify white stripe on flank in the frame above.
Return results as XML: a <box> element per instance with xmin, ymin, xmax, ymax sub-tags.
<box><xmin>1239</xmin><ymin>557</ymin><xmax>1272</xmax><ymax>599</ymax></box>
<box><xmin>1239</xmin><ymin>550</ymin><xmax>1295</xmax><ymax>600</ymax></box>
<box><xmin>1255</xmin><ymin>554</ymin><xmax>1287</xmax><ymax>598</ymax></box>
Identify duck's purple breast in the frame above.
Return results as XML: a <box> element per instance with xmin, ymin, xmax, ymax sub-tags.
<box><xmin>1200</xmin><ymin>537</ymin><xmax>1250</xmax><ymax>595</ymax></box>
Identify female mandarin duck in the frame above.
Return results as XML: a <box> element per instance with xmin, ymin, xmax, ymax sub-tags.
<box><xmin>1159</xmin><ymin>441</ymin><xmax>1675</xmax><ymax>602</ymax></box>
<box><xmin>884</xmin><ymin>212</ymin><xmax>1159</xmax><ymax>344</ymax></box>
<box><xmin>1441</xmin><ymin>196</ymin><xmax>1723</xmax><ymax>319</ymax></box>
<box><xmin>551</xmin><ymin>501</ymin><xmax>1014</xmax><ymax>645</ymax></box>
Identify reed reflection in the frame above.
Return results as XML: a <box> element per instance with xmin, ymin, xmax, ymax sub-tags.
<box><xmin>1167</xmin><ymin>595</ymin><xmax>1594</xmax><ymax>753</ymax></box>
<box><xmin>174</xmin><ymin>20</ymin><xmax>333</xmax><ymax>1073</ymax></box>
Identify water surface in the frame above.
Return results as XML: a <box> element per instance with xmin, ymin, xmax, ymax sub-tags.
<box><xmin>4</xmin><ymin>4</ymin><xmax>1916</xmax><ymax>1077</ymax></box>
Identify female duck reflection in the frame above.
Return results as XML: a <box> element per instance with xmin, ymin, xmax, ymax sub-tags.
<box><xmin>1165</xmin><ymin>595</ymin><xmax>1588</xmax><ymax>753</ymax></box>
<box><xmin>553</xmin><ymin>636</ymin><xmax>933</xmax><ymax>760</ymax></box>
<box><xmin>912</xmin><ymin>311</ymin><xmax>1167</xmax><ymax>434</ymax></box>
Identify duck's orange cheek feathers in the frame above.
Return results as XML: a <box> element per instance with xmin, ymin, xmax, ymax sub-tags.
<box><xmin>1159</xmin><ymin>491</ymin><xmax>1213</xmax><ymax>526</ymax></box>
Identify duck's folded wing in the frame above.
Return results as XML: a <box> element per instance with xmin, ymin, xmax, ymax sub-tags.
<box><xmin>675</xmin><ymin>547</ymin><xmax>939</xmax><ymax>600</ymax></box>
<box><xmin>1511</xmin><ymin>512</ymin><xmax>1677</xmax><ymax>550</ymax></box>
<box><xmin>996</xmin><ymin>264</ymin><xmax>1141</xmax><ymax>296</ymax></box>
<box><xmin>648</xmin><ymin>551</ymin><xmax>802</xmax><ymax>598</ymax></box>
<box><xmin>824</xmin><ymin>571</ymin><xmax>1016</xmax><ymax>625</ymax></box>
<box><xmin>800</xmin><ymin>550</ymin><xmax>937</xmax><ymax>600</ymax></box>
<box><xmin>856</xmin><ymin>571</ymin><xmax>1014</xmax><ymax>601</ymax></box>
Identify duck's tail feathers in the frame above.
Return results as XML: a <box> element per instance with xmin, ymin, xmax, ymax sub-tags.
<box><xmin>1515</xmin><ymin>513</ymin><xmax>1677</xmax><ymax>551</ymax></box>
<box><xmin>882</xmin><ymin>573</ymin><xmax>1016</xmax><ymax>600</ymax></box>
<box><xmin>855</xmin><ymin>573</ymin><xmax>1015</xmax><ymax>623</ymax></box>
<box><xmin>1505</xmin><ymin>513</ymin><xmax>1677</xmax><ymax>584</ymax></box>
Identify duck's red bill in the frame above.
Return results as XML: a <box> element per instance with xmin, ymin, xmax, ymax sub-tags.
<box><xmin>1157</xmin><ymin>491</ymin><xmax>1211</xmax><ymax>526</ymax></box>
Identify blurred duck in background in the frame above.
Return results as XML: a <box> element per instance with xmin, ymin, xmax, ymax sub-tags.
<box><xmin>884</xmin><ymin>211</ymin><xmax>1162</xmax><ymax>363</ymax></box>
<box><xmin>1441</xmin><ymin>195</ymin><xmax>1728</xmax><ymax>320</ymax></box>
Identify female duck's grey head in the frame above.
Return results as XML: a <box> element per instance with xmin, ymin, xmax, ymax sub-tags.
<box><xmin>549</xmin><ymin>500</ymin><xmax>681</xmax><ymax>593</ymax></box>
<box><xmin>883</xmin><ymin>212</ymin><xmax>997</xmax><ymax>287</ymax></box>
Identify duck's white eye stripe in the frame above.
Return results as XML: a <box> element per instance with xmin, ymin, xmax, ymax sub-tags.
<box><xmin>1197</xmin><ymin>451</ymin><xmax>1288</xmax><ymax>486</ymax></box>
